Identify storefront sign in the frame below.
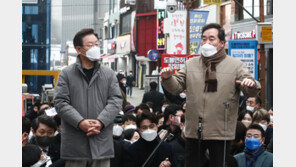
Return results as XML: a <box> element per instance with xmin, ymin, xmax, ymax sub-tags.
<box><xmin>107</xmin><ymin>40</ymin><xmax>116</xmax><ymax>54</ymax></box>
<box><xmin>167</xmin><ymin>11</ymin><xmax>187</xmax><ymax>54</ymax></box>
<box><xmin>120</xmin><ymin>6</ymin><xmax>131</xmax><ymax>14</ymax></box>
<box><xmin>189</xmin><ymin>10</ymin><xmax>209</xmax><ymax>54</ymax></box>
<box><xmin>125</xmin><ymin>0</ymin><xmax>135</xmax><ymax>5</ymax></box>
<box><xmin>161</xmin><ymin>54</ymin><xmax>199</xmax><ymax>71</ymax></box>
<box><xmin>157</xmin><ymin>10</ymin><xmax>167</xmax><ymax>50</ymax></box>
<box><xmin>203</xmin><ymin>0</ymin><xmax>222</xmax><ymax>5</ymax></box>
<box><xmin>116</xmin><ymin>35</ymin><xmax>131</xmax><ymax>54</ymax></box>
<box><xmin>232</xmin><ymin>30</ymin><xmax>256</xmax><ymax>40</ymax></box>
<box><xmin>256</xmin><ymin>23</ymin><xmax>272</xmax><ymax>44</ymax></box>
<box><xmin>228</xmin><ymin>40</ymin><xmax>258</xmax><ymax>80</ymax></box>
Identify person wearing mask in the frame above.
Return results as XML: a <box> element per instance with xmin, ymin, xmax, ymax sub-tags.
<box><xmin>118</xmin><ymin>75</ymin><xmax>127</xmax><ymax>95</ymax></box>
<box><xmin>234</xmin><ymin>124</ymin><xmax>273</xmax><ymax>167</ymax></box>
<box><xmin>126</xmin><ymin>71</ymin><xmax>135</xmax><ymax>97</ymax></box>
<box><xmin>123</xmin><ymin>104</ymin><xmax>135</xmax><ymax>115</ymax></box>
<box><xmin>142</xmin><ymin>81</ymin><xmax>165</xmax><ymax>113</ymax></box>
<box><xmin>157</xmin><ymin>113</ymin><xmax>165</xmax><ymax>128</ymax></box>
<box><xmin>246</xmin><ymin>96</ymin><xmax>262</xmax><ymax>112</ymax></box>
<box><xmin>111</xmin><ymin>115</ymin><xmax>124</xmax><ymax>167</ymax></box>
<box><xmin>54</xmin><ymin>28</ymin><xmax>123</xmax><ymax>167</ymax></box>
<box><xmin>158</xmin><ymin>104</ymin><xmax>184</xmax><ymax>142</ymax></box>
<box><xmin>123</xmin><ymin>110</ymin><xmax>176</xmax><ymax>167</ymax></box>
<box><xmin>22</xmin><ymin>144</ymin><xmax>43</xmax><ymax>167</ymax></box>
<box><xmin>252</xmin><ymin>108</ymin><xmax>273</xmax><ymax>147</ymax></box>
<box><xmin>161</xmin><ymin>23</ymin><xmax>261</xmax><ymax>167</ymax></box>
<box><xmin>30</xmin><ymin>115</ymin><xmax>65</xmax><ymax>166</ymax></box>
<box><xmin>238</xmin><ymin>110</ymin><xmax>254</xmax><ymax>128</ymax></box>
<box><xmin>122</xmin><ymin>114</ymin><xmax>137</xmax><ymax>131</ymax></box>
<box><xmin>267</xmin><ymin>107</ymin><xmax>273</xmax><ymax>127</ymax></box>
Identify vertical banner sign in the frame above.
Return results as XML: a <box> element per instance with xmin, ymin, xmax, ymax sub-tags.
<box><xmin>203</xmin><ymin>0</ymin><xmax>222</xmax><ymax>5</ymax></box>
<box><xmin>161</xmin><ymin>54</ymin><xmax>199</xmax><ymax>71</ymax></box>
<box><xmin>228</xmin><ymin>40</ymin><xmax>258</xmax><ymax>80</ymax></box>
<box><xmin>168</xmin><ymin>11</ymin><xmax>187</xmax><ymax>54</ymax></box>
<box><xmin>189</xmin><ymin>10</ymin><xmax>209</xmax><ymax>55</ymax></box>
<box><xmin>157</xmin><ymin>10</ymin><xmax>167</xmax><ymax>50</ymax></box>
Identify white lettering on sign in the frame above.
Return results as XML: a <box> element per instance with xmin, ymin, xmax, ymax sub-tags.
<box><xmin>120</xmin><ymin>6</ymin><xmax>131</xmax><ymax>14</ymax></box>
<box><xmin>231</xmin><ymin>49</ymin><xmax>256</xmax><ymax>78</ymax></box>
<box><xmin>232</xmin><ymin>30</ymin><xmax>256</xmax><ymax>40</ymax></box>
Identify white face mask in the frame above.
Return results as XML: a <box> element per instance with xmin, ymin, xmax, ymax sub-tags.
<box><xmin>150</xmin><ymin>108</ymin><xmax>153</xmax><ymax>113</ymax></box>
<box><xmin>122</xmin><ymin>80</ymin><xmax>127</xmax><ymax>84</ymax></box>
<box><xmin>182</xmin><ymin>126</ymin><xmax>186</xmax><ymax>134</ymax></box>
<box><xmin>113</xmin><ymin>125</ymin><xmax>123</xmax><ymax>137</ymax></box>
<box><xmin>259</xmin><ymin>123</ymin><xmax>267</xmax><ymax>131</ymax></box>
<box><xmin>241</xmin><ymin>120</ymin><xmax>252</xmax><ymax>128</ymax></box>
<box><xmin>132</xmin><ymin>113</ymin><xmax>137</xmax><ymax>117</ymax></box>
<box><xmin>246</xmin><ymin>106</ymin><xmax>254</xmax><ymax>112</ymax></box>
<box><xmin>161</xmin><ymin>107</ymin><xmax>166</xmax><ymax>113</ymax></box>
<box><xmin>179</xmin><ymin>93</ymin><xmax>186</xmax><ymax>99</ymax></box>
<box><xmin>270</xmin><ymin>115</ymin><xmax>273</xmax><ymax>123</ymax></box>
<box><xmin>124</xmin><ymin>124</ymin><xmax>137</xmax><ymax>131</ymax></box>
<box><xmin>201</xmin><ymin>43</ymin><xmax>220</xmax><ymax>57</ymax></box>
<box><xmin>85</xmin><ymin>46</ymin><xmax>101</xmax><ymax>61</ymax></box>
<box><xmin>141</xmin><ymin>129</ymin><xmax>157</xmax><ymax>142</ymax></box>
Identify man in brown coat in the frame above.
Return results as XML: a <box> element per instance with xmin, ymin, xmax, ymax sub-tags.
<box><xmin>161</xmin><ymin>23</ymin><xmax>261</xmax><ymax>167</ymax></box>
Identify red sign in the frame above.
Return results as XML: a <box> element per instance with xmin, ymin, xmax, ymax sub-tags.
<box><xmin>161</xmin><ymin>54</ymin><xmax>199</xmax><ymax>71</ymax></box>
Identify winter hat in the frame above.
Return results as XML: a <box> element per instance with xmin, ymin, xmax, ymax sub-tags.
<box><xmin>123</xmin><ymin>105</ymin><xmax>135</xmax><ymax>114</ymax></box>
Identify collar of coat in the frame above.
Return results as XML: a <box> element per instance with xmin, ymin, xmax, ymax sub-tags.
<box><xmin>75</xmin><ymin>55</ymin><xmax>101</xmax><ymax>72</ymax></box>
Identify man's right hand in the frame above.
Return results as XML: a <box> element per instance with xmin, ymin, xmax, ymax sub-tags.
<box><xmin>161</xmin><ymin>67</ymin><xmax>174</xmax><ymax>79</ymax></box>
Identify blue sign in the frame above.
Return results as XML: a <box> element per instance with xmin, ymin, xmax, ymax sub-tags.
<box><xmin>147</xmin><ymin>49</ymin><xmax>160</xmax><ymax>61</ymax></box>
<box><xmin>189</xmin><ymin>10</ymin><xmax>209</xmax><ymax>55</ymax></box>
<box><xmin>228</xmin><ymin>40</ymin><xmax>258</xmax><ymax>80</ymax></box>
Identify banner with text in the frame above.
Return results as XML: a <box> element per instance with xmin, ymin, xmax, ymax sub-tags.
<box><xmin>161</xmin><ymin>54</ymin><xmax>199</xmax><ymax>72</ymax></box>
<box><xmin>157</xmin><ymin>10</ymin><xmax>167</xmax><ymax>50</ymax></box>
<box><xmin>167</xmin><ymin>11</ymin><xmax>187</xmax><ymax>55</ymax></box>
<box><xmin>189</xmin><ymin>10</ymin><xmax>209</xmax><ymax>55</ymax></box>
<box><xmin>228</xmin><ymin>40</ymin><xmax>258</xmax><ymax>80</ymax></box>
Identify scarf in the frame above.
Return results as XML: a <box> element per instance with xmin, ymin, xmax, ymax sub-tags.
<box><xmin>201</xmin><ymin>48</ymin><xmax>227</xmax><ymax>92</ymax></box>
<box><xmin>244</xmin><ymin>145</ymin><xmax>265</xmax><ymax>167</ymax></box>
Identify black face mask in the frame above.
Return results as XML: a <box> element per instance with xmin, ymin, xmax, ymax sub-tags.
<box><xmin>35</xmin><ymin>136</ymin><xmax>55</xmax><ymax>147</ymax></box>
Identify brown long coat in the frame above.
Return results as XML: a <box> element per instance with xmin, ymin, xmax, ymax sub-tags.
<box><xmin>161</xmin><ymin>55</ymin><xmax>260</xmax><ymax>140</ymax></box>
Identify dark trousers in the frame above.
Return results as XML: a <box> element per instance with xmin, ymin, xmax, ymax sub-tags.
<box><xmin>185</xmin><ymin>138</ymin><xmax>231</xmax><ymax>167</ymax></box>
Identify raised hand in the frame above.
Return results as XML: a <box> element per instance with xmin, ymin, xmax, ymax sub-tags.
<box><xmin>161</xmin><ymin>67</ymin><xmax>174</xmax><ymax>79</ymax></box>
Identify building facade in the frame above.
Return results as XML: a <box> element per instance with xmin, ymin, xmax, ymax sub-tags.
<box><xmin>22</xmin><ymin>0</ymin><xmax>51</xmax><ymax>94</ymax></box>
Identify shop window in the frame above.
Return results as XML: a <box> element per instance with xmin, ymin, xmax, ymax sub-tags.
<box><xmin>121</xmin><ymin>13</ymin><xmax>131</xmax><ymax>35</ymax></box>
<box><xmin>24</xmin><ymin>6</ymin><xmax>38</xmax><ymax>15</ymax></box>
<box><xmin>267</xmin><ymin>0</ymin><xmax>273</xmax><ymax>15</ymax></box>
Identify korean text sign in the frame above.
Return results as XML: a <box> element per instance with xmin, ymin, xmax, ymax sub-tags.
<box><xmin>228</xmin><ymin>40</ymin><xmax>258</xmax><ymax>80</ymax></box>
<box><xmin>161</xmin><ymin>54</ymin><xmax>199</xmax><ymax>71</ymax></box>
<box><xmin>189</xmin><ymin>10</ymin><xmax>209</xmax><ymax>55</ymax></box>
<box><xmin>167</xmin><ymin>11</ymin><xmax>187</xmax><ymax>54</ymax></box>
<box><xmin>157</xmin><ymin>10</ymin><xmax>167</xmax><ymax>50</ymax></box>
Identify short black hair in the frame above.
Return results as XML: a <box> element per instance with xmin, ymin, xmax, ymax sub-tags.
<box><xmin>255</xmin><ymin>96</ymin><xmax>262</xmax><ymax>105</ymax></box>
<box><xmin>122</xmin><ymin>114</ymin><xmax>137</xmax><ymax>124</ymax></box>
<box><xmin>32</xmin><ymin>115</ymin><xmax>57</xmax><ymax>132</ymax></box>
<box><xmin>22</xmin><ymin>117</ymin><xmax>31</xmax><ymax>134</ymax></box>
<box><xmin>164</xmin><ymin>104</ymin><xmax>182</xmax><ymax>125</ymax></box>
<box><xmin>202</xmin><ymin>23</ymin><xmax>225</xmax><ymax>42</ymax></box>
<box><xmin>237</xmin><ymin>110</ymin><xmax>253</xmax><ymax>121</ymax></box>
<box><xmin>73</xmin><ymin>28</ymin><xmax>99</xmax><ymax>48</ymax></box>
<box><xmin>136</xmin><ymin>110</ymin><xmax>158</xmax><ymax>128</ymax></box>
<box><xmin>246</xmin><ymin>124</ymin><xmax>265</xmax><ymax>138</ymax></box>
<box><xmin>123</xmin><ymin>129</ymin><xmax>138</xmax><ymax>140</ymax></box>
<box><xmin>22</xmin><ymin>144</ymin><xmax>42</xmax><ymax>167</ymax></box>
<box><xmin>150</xmin><ymin>81</ymin><xmax>157</xmax><ymax>90</ymax></box>
<box><xmin>135</xmin><ymin>103</ymin><xmax>150</xmax><ymax>114</ymax></box>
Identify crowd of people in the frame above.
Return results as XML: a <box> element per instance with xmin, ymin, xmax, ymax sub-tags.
<box><xmin>22</xmin><ymin>24</ymin><xmax>273</xmax><ymax>167</ymax></box>
<box><xmin>22</xmin><ymin>80</ymin><xmax>273</xmax><ymax>167</ymax></box>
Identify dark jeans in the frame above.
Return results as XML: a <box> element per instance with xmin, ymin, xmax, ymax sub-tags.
<box><xmin>127</xmin><ymin>86</ymin><xmax>133</xmax><ymax>96</ymax></box>
<box><xmin>185</xmin><ymin>138</ymin><xmax>231</xmax><ymax>167</ymax></box>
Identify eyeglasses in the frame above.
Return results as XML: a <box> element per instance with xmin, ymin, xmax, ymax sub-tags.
<box><xmin>140</xmin><ymin>123</ymin><xmax>156</xmax><ymax>131</ymax></box>
<box><xmin>83</xmin><ymin>43</ymin><xmax>100</xmax><ymax>48</ymax></box>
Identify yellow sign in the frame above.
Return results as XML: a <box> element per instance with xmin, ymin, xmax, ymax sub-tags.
<box><xmin>261</xmin><ymin>26</ymin><xmax>272</xmax><ymax>42</ymax></box>
<box><xmin>203</xmin><ymin>0</ymin><xmax>222</xmax><ymax>5</ymax></box>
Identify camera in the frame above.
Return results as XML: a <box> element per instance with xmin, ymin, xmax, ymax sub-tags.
<box><xmin>166</xmin><ymin>0</ymin><xmax>178</xmax><ymax>13</ymax></box>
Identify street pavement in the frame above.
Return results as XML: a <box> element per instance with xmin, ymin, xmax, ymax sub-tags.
<box><xmin>126</xmin><ymin>86</ymin><xmax>145</xmax><ymax>107</ymax></box>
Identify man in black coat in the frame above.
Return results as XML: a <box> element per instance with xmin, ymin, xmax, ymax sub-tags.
<box><xmin>126</xmin><ymin>71</ymin><xmax>135</xmax><ymax>97</ymax></box>
<box><xmin>142</xmin><ymin>81</ymin><xmax>165</xmax><ymax>113</ymax></box>
<box><xmin>123</xmin><ymin>110</ymin><xmax>175</xmax><ymax>167</ymax></box>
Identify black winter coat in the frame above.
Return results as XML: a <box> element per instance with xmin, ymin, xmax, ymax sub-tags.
<box><xmin>142</xmin><ymin>90</ymin><xmax>165</xmax><ymax>112</ymax></box>
<box><xmin>123</xmin><ymin>137</ymin><xmax>176</xmax><ymax>167</ymax></box>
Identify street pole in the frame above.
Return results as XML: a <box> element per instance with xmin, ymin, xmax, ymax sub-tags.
<box><xmin>186</xmin><ymin>0</ymin><xmax>190</xmax><ymax>55</ymax></box>
<box><xmin>259</xmin><ymin>0</ymin><xmax>266</xmax><ymax>108</ymax></box>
